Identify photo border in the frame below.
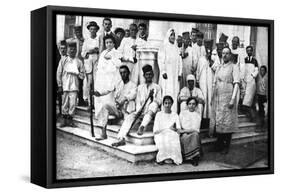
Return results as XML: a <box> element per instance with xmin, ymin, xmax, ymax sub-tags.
<box><xmin>31</xmin><ymin>5</ymin><xmax>274</xmax><ymax>188</ymax></box>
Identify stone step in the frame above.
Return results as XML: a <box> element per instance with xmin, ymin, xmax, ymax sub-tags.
<box><xmin>238</xmin><ymin>114</ymin><xmax>250</xmax><ymax>123</ymax></box>
<box><xmin>75</xmin><ymin>106</ymin><xmax>251</xmax><ymax>125</ymax></box>
<box><xmin>57</xmin><ymin>125</ymin><xmax>267</xmax><ymax>163</ymax></box>
<box><xmin>73</xmin><ymin>115</ymin><xmax>155</xmax><ymax>145</ymax></box>
<box><xmin>72</xmin><ymin>114</ymin><xmax>258</xmax><ymax>146</ymax></box>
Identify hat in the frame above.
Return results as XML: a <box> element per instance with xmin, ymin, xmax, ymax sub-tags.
<box><xmin>67</xmin><ymin>41</ymin><xmax>77</xmax><ymax>48</ymax></box>
<box><xmin>74</xmin><ymin>25</ymin><xmax>82</xmax><ymax>31</ymax></box>
<box><xmin>186</xmin><ymin>74</ymin><xmax>196</xmax><ymax>81</ymax></box>
<box><xmin>196</xmin><ymin>31</ymin><xmax>204</xmax><ymax>39</ymax></box>
<box><xmin>142</xmin><ymin>65</ymin><xmax>153</xmax><ymax>74</ymax></box>
<box><xmin>219</xmin><ymin>33</ymin><xmax>228</xmax><ymax>43</ymax></box>
<box><xmin>114</xmin><ymin>27</ymin><xmax>125</xmax><ymax>35</ymax></box>
<box><xmin>86</xmin><ymin>21</ymin><xmax>100</xmax><ymax>30</ymax></box>
<box><xmin>182</xmin><ymin>31</ymin><xmax>190</xmax><ymax>39</ymax></box>
<box><xmin>204</xmin><ymin>39</ymin><xmax>214</xmax><ymax>50</ymax></box>
<box><xmin>191</xmin><ymin>28</ymin><xmax>199</xmax><ymax>34</ymax></box>
<box><xmin>59</xmin><ymin>40</ymin><xmax>67</xmax><ymax>46</ymax></box>
<box><xmin>216</xmin><ymin>42</ymin><xmax>225</xmax><ymax>48</ymax></box>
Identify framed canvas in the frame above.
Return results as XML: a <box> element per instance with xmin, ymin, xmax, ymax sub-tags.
<box><xmin>31</xmin><ymin>5</ymin><xmax>274</xmax><ymax>188</ymax></box>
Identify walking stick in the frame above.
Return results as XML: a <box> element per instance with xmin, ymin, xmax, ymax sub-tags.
<box><xmin>129</xmin><ymin>89</ymin><xmax>154</xmax><ymax>131</ymax></box>
<box><xmin>89</xmin><ymin>74</ymin><xmax>95</xmax><ymax>137</ymax></box>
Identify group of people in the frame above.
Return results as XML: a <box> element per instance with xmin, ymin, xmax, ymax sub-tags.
<box><xmin>56</xmin><ymin>17</ymin><xmax>268</xmax><ymax>166</ymax></box>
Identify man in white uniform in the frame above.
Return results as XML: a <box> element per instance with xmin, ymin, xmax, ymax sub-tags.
<box><xmin>111</xmin><ymin>65</ymin><xmax>162</xmax><ymax>147</ymax></box>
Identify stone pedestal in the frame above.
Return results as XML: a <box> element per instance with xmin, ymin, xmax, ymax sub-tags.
<box><xmin>136</xmin><ymin>47</ymin><xmax>159</xmax><ymax>84</ymax></box>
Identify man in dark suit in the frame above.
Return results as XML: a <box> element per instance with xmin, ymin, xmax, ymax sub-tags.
<box><xmin>99</xmin><ymin>18</ymin><xmax>117</xmax><ymax>54</ymax></box>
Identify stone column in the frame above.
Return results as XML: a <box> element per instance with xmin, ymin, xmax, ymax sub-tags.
<box><xmin>56</xmin><ymin>15</ymin><xmax>65</xmax><ymax>43</ymax></box>
<box><xmin>134</xmin><ymin>20</ymin><xmax>170</xmax><ymax>84</ymax></box>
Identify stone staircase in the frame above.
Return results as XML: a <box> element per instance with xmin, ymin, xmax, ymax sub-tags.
<box><xmin>57</xmin><ymin>106</ymin><xmax>267</xmax><ymax>163</ymax></box>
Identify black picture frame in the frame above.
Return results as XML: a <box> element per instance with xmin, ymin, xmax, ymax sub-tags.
<box><xmin>31</xmin><ymin>5</ymin><xmax>274</xmax><ymax>188</ymax></box>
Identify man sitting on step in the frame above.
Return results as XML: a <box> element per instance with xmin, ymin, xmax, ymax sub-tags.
<box><xmin>111</xmin><ymin>65</ymin><xmax>162</xmax><ymax>147</ymax></box>
<box><xmin>93</xmin><ymin>65</ymin><xmax>137</xmax><ymax>140</ymax></box>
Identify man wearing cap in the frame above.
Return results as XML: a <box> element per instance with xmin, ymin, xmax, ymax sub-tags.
<box><xmin>99</xmin><ymin>18</ymin><xmax>117</xmax><ymax>54</ymax></box>
<box><xmin>178</xmin><ymin>74</ymin><xmax>205</xmax><ymax>115</ymax></box>
<box><xmin>93</xmin><ymin>65</ymin><xmax>137</xmax><ymax>140</ymax></box>
<box><xmin>81</xmin><ymin>21</ymin><xmax>100</xmax><ymax>106</ymax></box>
<box><xmin>111</xmin><ymin>65</ymin><xmax>162</xmax><ymax>147</ymax></box>
<box><xmin>196</xmin><ymin>40</ymin><xmax>214</xmax><ymax>119</ymax></box>
<box><xmin>66</xmin><ymin>25</ymin><xmax>85</xmax><ymax>106</ymax></box>
<box><xmin>118</xmin><ymin>23</ymin><xmax>139</xmax><ymax>84</ymax></box>
<box><xmin>181</xmin><ymin>31</ymin><xmax>194</xmax><ymax>87</ymax></box>
<box><xmin>114</xmin><ymin>27</ymin><xmax>125</xmax><ymax>48</ymax></box>
<box><xmin>56</xmin><ymin>42</ymin><xmax>85</xmax><ymax>127</ymax></box>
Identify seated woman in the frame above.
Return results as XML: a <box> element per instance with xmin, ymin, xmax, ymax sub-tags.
<box><xmin>179</xmin><ymin>97</ymin><xmax>202</xmax><ymax>166</ymax></box>
<box><xmin>153</xmin><ymin>95</ymin><xmax>182</xmax><ymax>165</ymax></box>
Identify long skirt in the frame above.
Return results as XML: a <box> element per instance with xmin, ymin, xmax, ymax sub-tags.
<box><xmin>180</xmin><ymin>132</ymin><xmax>201</xmax><ymax>161</ymax></box>
<box><xmin>154</xmin><ymin>129</ymin><xmax>182</xmax><ymax>165</ymax></box>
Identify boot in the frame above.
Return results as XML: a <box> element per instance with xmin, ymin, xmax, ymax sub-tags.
<box><xmin>58</xmin><ymin>115</ymin><xmax>68</xmax><ymax>128</ymax></box>
<box><xmin>111</xmin><ymin>138</ymin><xmax>126</xmax><ymax>147</ymax></box>
<box><xmin>215</xmin><ymin>134</ymin><xmax>224</xmax><ymax>152</ymax></box>
<box><xmin>68</xmin><ymin>116</ymin><xmax>77</xmax><ymax>128</ymax></box>
<box><xmin>137</xmin><ymin>125</ymin><xmax>145</xmax><ymax>136</ymax></box>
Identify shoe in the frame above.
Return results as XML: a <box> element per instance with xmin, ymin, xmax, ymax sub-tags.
<box><xmin>111</xmin><ymin>139</ymin><xmax>126</xmax><ymax>147</ymax></box>
<box><xmin>95</xmin><ymin>136</ymin><xmax>107</xmax><ymax>141</ymax></box>
<box><xmin>137</xmin><ymin>126</ymin><xmax>145</xmax><ymax>136</ymax></box>
<box><xmin>68</xmin><ymin>117</ymin><xmax>77</xmax><ymax>128</ymax></box>
<box><xmin>155</xmin><ymin>161</ymin><xmax>164</xmax><ymax>165</ymax></box>
<box><xmin>191</xmin><ymin>160</ymin><xmax>199</xmax><ymax>166</ymax></box>
<box><xmin>58</xmin><ymin>120</ymin><xmax>67</xmax><ymax>128</ymax></box>
<box><xmin>191</xmin><ymin>157</ymin><xmax>199</xmax><ymax>166</ymax></box>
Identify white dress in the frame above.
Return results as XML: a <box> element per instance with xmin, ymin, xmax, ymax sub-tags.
<box><xmin>94</xmin><ymin>48</ymin><xmax>122</xmax><ymax>115</ymax></box>
<box><xmin>153</xmin><ymin>111</ymin><xmax>182</xmax><ymax>165</ymax></box>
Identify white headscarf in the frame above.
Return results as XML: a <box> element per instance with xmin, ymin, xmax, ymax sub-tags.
<box><xmin>186</xmin><ymin>74</ymin><xmax>196</xmax><ymax>82</ymax></box>
<box><xmin>163</xmin><ymin>28</ymin><xmax>176</xmax><ymax>46</ymax></box>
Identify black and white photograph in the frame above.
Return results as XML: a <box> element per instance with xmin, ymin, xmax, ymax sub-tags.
<box><xmin>55</xmin><ymin>13</ymin><xmax>271</xmax><ymax>180</ymax></box>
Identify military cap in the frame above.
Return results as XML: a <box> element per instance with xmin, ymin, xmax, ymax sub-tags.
<box><xmin>142</xmin><ymin>65</ymin><xmax>153</xmax><ymax>74</ymax></box>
